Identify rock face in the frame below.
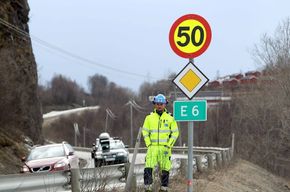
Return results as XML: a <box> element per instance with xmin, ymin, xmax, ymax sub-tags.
<box><xmin>0</xmin><ymin>1</ymin><xmax>43</xmax><ymax>144</ymax></box>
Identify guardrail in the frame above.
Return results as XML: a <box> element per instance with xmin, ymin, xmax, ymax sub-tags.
<box><xmin>73</xmin><ymin>146</ymin><xmax>233</xmax><ymax>191</ymax></box>
<box><xmin>0</xmin><ymin>146</ymin><xmax>233</xmax><ymax>192</ymax></box>
<box><xmin>0</xmin><ymin>171</ymin><xmax>69</xmax><ymax>192</ymax></box>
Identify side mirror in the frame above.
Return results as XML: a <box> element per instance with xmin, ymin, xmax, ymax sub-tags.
<box><xmin>68</xmin><ymin>151</ymin><xmax>74</xmax><ymax>156</ymax></box>
<box><xmin>125</xmin><ymin>145</ymin><xmax>129</xmax><ymax>148</ymax></box>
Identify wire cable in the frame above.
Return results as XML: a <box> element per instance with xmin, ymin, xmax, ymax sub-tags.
<box><xmin>0</xmin><ymin>16</ymin><xmax>159</xmax><ymax>80</ymax></box>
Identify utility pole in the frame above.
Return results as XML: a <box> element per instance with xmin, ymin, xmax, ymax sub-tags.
<box><xmin>73</xmin><ymin>123</ymin><xmax>79</xmax><ymax>147</ymax></box>
<box><xmin>105</xmin><ymin>112</ymin><xmax>109</xmax><ymax>132</ymax></box>
<box><xmin>105</xmin><ymin>108</ymin><xmax>116</xmax><ymax>132</ymax></box>
<box><xmin>83</xmin><ymin>127</ymin><xmax>86</xmax><ymax>147</ymax></box>
<box><xmin>130</xmin><ymin>102</ymin><xmax>133</xmax><ymax>147</ymax></box>
<box><xmin>125</xmin><ymin>100</ymin><xmax>146</xmax><ymax>147</ymax></box>
<box><xmin>125</xmin><ymin>101</ymin><xmax>134</xmax><ymax>147</ymax></box>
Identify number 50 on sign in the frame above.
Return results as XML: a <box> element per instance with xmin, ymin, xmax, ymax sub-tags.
<box><xmin>169</xmin><ymin>14</ymin><xmax>212</xmax><ymax>59</ymax></box>
<box><xmin>173</xmin><ymin>100</ymin><xmax>207</xmax><ymax>121</ymax></box>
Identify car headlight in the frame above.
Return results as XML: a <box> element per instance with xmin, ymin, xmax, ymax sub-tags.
<box><xmin>117</xmin><ymin>152</ymin><xmax>125</xmax><ymax>156</ymax></box>
<box><xmin>21</xmin><ymin>165</ymin><xmax>30</xmax><ymax>173</ymax></box>
<box><xmin>96</xmin><ymin>154</ymin><xmax>102</xmax><ymax>158</ymax></box>
<box><xmin>54</xmin><ymin>161</ymin><xmax>66</xmax><ymax>169</ymax></box>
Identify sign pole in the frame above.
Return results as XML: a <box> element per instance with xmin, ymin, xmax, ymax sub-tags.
<box><xmin>187</xmin><ymin>58</ymin><xmax>194</xmax><ymax>192</ymax></box>
<box><xmin>187</xmin><ymin>121</ymin><xmax>193</xmax><ymax>192</ymax></box>
<box><xmin>169</xmin><ymin>14</ymin><xmax>211</xmax><ymax>192</ymax></box>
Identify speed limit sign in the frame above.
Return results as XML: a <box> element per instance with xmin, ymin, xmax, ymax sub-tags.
<box><xmin>169</xmin><ymin>14</ymin><xmax>212</xmax><ymax>58</ymax></box>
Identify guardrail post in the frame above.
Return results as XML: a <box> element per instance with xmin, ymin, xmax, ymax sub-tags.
<box><xmin>226</xmin><ymin>149</ymin><xmax>231</xmax><ymax>161</ymax></box>
<box><xmin>196</xmin><ymin>155</ymin><xmax>204</xmax><ymax>172</ymax></box>
<box><xmin>216</xmin><ymin>152</ymin><xmax>222</xmax><ymax>168</ymax></box>
<box><xmin>207</xmin><ymin>154</ymin><xmax>214</xmax><ymax>170</ymax></box>
<box><xmin>231</xmin><ymin>133</ymin><xmax>235</xmax><ymax>158</ymax></box>
<box><xmin>71</xmin><ymin>168</ymin><xmax>80</xmax><ymax>192</ymax></box>
<box><xmin>179</xmin><ymin>158</ymin><xmax>187</xmax><ymax>175</ymax></box>
<box><xmin>221</xmin><ymin>150</ymin><xmax>228</xmax><ymax>166</ymax></box>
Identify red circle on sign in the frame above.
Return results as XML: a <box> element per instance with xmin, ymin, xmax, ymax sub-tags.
<box><xmin>169</xmin><ymin>14</ymin><xmax>212</xmax><ymax>58</ymax></box>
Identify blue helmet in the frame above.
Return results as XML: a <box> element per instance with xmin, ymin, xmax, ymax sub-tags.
<box><xmin>153</xmin><ymin>94</ymin><xmax>168</xmax><ymax>104</ymax></box>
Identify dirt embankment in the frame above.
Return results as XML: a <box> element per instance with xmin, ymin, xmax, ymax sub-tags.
<box><xmin>171</xmin><ymin>159</ymin><xmax>290</xmax><ymax>192</ymax></box>
<box><xmin>0</xmin><ymin>0</ymin><xmax>43</xmax><ymax>174</ymax></box>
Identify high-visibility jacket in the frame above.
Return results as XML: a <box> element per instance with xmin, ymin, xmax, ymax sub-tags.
<box><xmin>142</xmin><ymin>109</ymin><xmax>179</xmax><ymax>148</ymax></box>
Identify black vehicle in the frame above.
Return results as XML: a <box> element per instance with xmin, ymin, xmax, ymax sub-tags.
<box><xmin>91</xmin><ymin>133</ymin><xmax>129</xmax><ymax>167</ymax></box>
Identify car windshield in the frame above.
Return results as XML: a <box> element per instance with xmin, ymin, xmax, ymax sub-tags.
<box><xmin>27</xmin><ymin>145</ymin><xmax>65</xmax><ymax>160</ymax></box>
<box><xmin>97</xmin><ymin>139</ymin><xmax>126</xmax><ymax>151</ymax></box>
<box><xmin>110</xmin><ymin>140</ymin><xmax>124</xmax><ymax>149</ymax></box>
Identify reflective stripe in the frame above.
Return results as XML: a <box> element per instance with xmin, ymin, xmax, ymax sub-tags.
<box><xmin>142</xmin><ymin>127</ymin><xmax>150</xmax><ymax>132</ymax></box>
<box><xmin>150</xmin><ymin>129</ymin><xmax>171</xmax><ymax>133</ymax></box>
<box><xmin>150</xmin><ymin>139</ymin><xmax>168</xmax><ymax>143</ymax></box>
<box><xmin>170</xmin><ymin>136</ymin><xmax>178</xmax><ymax>140</ymax></box>
<box><xmin>171</xmin><ymin>128</ymin><xmax>179</xmax><ymax>132</ymax></box>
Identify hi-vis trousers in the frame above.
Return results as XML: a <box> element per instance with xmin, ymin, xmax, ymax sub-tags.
<box><xmin>144</xmin><ymin>145</ymin><xmax>171</xmax><ymax>187</ymax></box>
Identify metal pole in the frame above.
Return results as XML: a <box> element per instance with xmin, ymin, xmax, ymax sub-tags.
<box><xmin>75</xmin><ymin>131</ymin><xmax>77</xmax><ymax>147</ymax></box>
<box><xmin>83</xmin><ymin>127</ymin><xmax>86</xmax><ymax>147</ymax></box>
<box><xmin>130</xmin><ymin>103</ymin><xmax>133</xmax><ymax>147</ymax></box>
<box><xmin>71</xmin><ymin>168</ymin><xmax>81</xmax><ymax>192</ymax></box>
<box><xmin>105</xmin><ymin>112</ymin><xmax>108</xmax><ymax>132</ymax></box>
<box><xmin>74</xmin><ymin>123</ymin><xmax>77</xmax><ymax>147</ymax></box>
<box><xmin>187</xmin><ymin>121</ymin><xmax>193</xmax><ymax>192</ymax></box>
<box><xmin>187</xmin><ymin>57</ymin><xmax>194</xmax><ymax>192</ymax></box>
<box><xmin>231</xmin><ymin>133</ymin><xmax>235</xmax><ymax>158</ymax></box>
<box><xmin>125</xmin><ymin>127</ymin><xmax>142</xmax><ymax>192</ymax></box>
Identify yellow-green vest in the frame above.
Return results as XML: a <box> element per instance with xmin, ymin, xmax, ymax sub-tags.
<box><xmin>142</xmin><ymin>109</ymin><xmax>179</xmax><ymax>147</ymax></box>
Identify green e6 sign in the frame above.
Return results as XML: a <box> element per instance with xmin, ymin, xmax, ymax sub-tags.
<box><xmin>173</xmin><ymin>100</ymin><xmax>207</xmax><ymax>121</ymax></box>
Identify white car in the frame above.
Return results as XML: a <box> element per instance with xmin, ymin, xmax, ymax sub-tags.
<box><xmin>91</xmin><ymin>133</ymin><xmax>129</xmax><ymax>167</ymax></box>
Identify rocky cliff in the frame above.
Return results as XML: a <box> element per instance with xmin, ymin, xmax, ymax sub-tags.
<box><xmin>0</xmin><ymin>0</ymin><xmax>43</xmax><ymax>173</ymax></box>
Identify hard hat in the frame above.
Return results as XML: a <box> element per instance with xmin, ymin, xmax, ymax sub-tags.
<box><xmin>152</xmin><ymin>94</ymin><xmax>168</xmax><ymax>104</ymax></box>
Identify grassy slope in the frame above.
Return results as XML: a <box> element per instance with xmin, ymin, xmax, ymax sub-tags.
<box><xmin>170</xmin><ymin>159</ymin><xmax>289</xmax><ymax>192</ymax></box>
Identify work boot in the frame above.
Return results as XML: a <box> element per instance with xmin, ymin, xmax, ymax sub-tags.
<box><xmin>159</xmin><ymin>186</ymin><xmax>168</xmax><ymax>192</ymax></box>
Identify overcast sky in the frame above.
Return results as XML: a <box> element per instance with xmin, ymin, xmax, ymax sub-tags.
<box><xmin>27</xmin><ymin>0</ymin><xmax>290</xmax><ymax>92</ymax></box>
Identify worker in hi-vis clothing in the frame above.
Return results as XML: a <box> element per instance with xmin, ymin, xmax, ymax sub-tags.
<box><xmin>142</xmin><ymin>94</ymin><xmax>179</xmax><ymax>192</ymax></box>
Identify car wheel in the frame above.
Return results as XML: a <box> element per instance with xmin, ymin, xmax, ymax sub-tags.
<box><xmin>95</xmin><ymin>160</ymin><xmax>102</xmax><ymax>167</ymax></box>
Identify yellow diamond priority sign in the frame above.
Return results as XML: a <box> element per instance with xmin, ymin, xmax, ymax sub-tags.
<box><xmin>173</xmin><ymin>62</ymin><xmax>208</xmax><ymax>100</ymax></box>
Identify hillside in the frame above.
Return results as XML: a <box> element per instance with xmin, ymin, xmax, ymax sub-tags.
<box><xmin>0</xmin><ymin>0</ymin><xmax>43</xmax><ymax>173</ymax></box>
<box><xmin>172</xmin><ymin>159</ymin><xmax>290</xmax><ymax>192</ymax></box>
